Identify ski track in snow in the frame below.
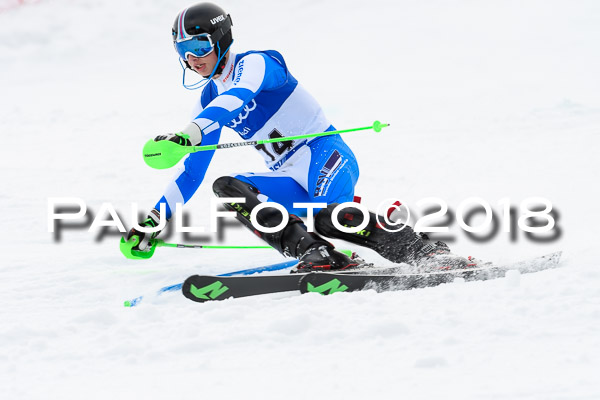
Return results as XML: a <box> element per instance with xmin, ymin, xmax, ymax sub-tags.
<box><xmin>1</xmin><ymin>0</ymin><xmax>600</xmax><ymax>398</ymax></box>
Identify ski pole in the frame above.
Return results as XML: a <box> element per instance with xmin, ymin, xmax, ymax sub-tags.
<box><xmin>143</xmin><ymin>120</ymin><xmax>390</xmax><ymax>169</ymax></box>
<box><xmin>120</xmin><ymin>237</ymin><xmax>272</xmax><ymax>260</ymax></box>
<box><xmin>152</xmin><ymin>239</ymin><xmax>271</xmax><ymax>250</ymax></box>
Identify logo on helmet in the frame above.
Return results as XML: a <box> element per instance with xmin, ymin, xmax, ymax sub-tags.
<box><xmin>211</xmin><ymin>15</ymin><xmax>226</xmax><ymax>25</ymax></box>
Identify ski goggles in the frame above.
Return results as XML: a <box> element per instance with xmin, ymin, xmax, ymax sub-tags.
<box><xmin>174</xmin><ymin>34</ymin><xmax>215</xmax><ymax>60</ymax></box>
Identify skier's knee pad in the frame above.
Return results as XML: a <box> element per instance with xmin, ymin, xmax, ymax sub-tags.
<box><xmin>213</xmin><ymin>176</ymin><xmax>289</xmax><ymax>228</ymax></box>
<box><xmin>212</xmin><ymin>176</ymin><xmax>325</xmax><ymax>255</ymax></box>
<box><xmin>213</xmin><ymin>176</ymin><xmax>259</xmax><ymax>201</ymax></box>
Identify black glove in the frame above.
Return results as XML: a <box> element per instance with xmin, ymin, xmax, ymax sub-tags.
<box><xmin>154</xmin><ymin>133</ymin><xmax>192</xmax><ymax>146</ymax></box>
<box><xmin>126</xmin><ymin>208</ymin><xmax>164</xmax><ymax>251</ymax></box>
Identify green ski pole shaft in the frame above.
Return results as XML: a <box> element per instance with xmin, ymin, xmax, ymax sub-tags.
<box><xmin>153</xmin><ymin>240</ymin><xmax>271</xmax><ymax>249</ymax></box>
<box><xmin>143</xmin><ymin>120</ymin><xmax>390</xmax><ymax>169</ymax></box>
<box><xmin>154</xmin><ymin>240</ymin><xmax>354</xmax><ymax>258</ymax></box>
<box><xmin>192</xmin><ymin>120</ymin><xmax>390</xmax><ymax>152</ymax></box>
<box><xmin>120</xmin><ymin>237</ymin><xmax>272</xmax><ymax>260</ymax></box>
<box><xmin>121</xmin><ymin>237</ymin><xmax>354</xmax><ymax>260</ymax></box>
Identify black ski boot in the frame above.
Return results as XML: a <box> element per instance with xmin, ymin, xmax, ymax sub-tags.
<box><xmin>408</xmin><ymin>237</ymin><xmax>478</xmax><ymax>271</ymax></box>
<box><xmin>293</xmin><ymin>244</ymin><xmax>369</xmax><ymax>273</ymax></box>
<box><xmin>314</xmin><ymin>203</ymin><xmax>478</xmax><ymax>270</ymax></box>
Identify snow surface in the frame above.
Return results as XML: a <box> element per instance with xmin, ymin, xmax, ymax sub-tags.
<box><xmin>1</xmin><ymin>0</ymin><xmax>600</xmax><ymax>398</ymax></box>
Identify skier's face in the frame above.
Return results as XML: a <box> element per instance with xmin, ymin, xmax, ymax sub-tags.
<box><xmin>187</xmin><ymin>51</ymin><xmax>218</xmax><ymax>78</ymax></box>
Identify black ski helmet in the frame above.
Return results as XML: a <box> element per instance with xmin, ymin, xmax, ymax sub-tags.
<box><xmin>172</xmin><ymin>3</ymin><xmax>233</xmax><ymax>74</ymax></box>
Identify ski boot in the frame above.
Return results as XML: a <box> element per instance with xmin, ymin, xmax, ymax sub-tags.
<box><xmin>314</xmin><ymin>203</ymin><xmax>479</xmax><ymax>270</ymax></box>
<box><xmin>292</xmin><ymin>244</ymin><xmax>370</xmax><ymax>273</ymax></box>
<box><xmin>407</xmin><ymin>235</ymin><xmax>483</xmax><ymax>272</ymax></box>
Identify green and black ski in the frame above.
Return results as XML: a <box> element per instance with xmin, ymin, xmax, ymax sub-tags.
<box><xmin>182</xmin><ymin>274</ymin><xmax>303</xmax><ymax>302</ymax></box>
<box><xmin>181</xmin><ymin>252</ymin><xmax>562</xmax><ymax>302</ymax></box>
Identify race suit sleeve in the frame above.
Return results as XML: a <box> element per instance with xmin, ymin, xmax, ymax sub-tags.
<box><xmin>191</xmin><ymin>53</ymin><xmax>287</xmax><ymax>134</ymax></box>
<box><xmin>153</xmin><ymin>129</ymin><xmax>220</xmax><ymax>219</ymax></box>
<box><xmin>154</xmin><ymin>53</ymin><xmax>284</xmax><ymax>219</ymax></box>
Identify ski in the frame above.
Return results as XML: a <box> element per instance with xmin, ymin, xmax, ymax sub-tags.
<box><xmin>182</xmin><ymin>273</ymin><xmax>303</xmax><ymax>302</ymax></box>
<box><xmin>180</xmin><ymin>251</ymin><xmax>563</xmax><ymax>302</ymax></box>
<box><xmin>181</xmin><ymin>266</ymin><xmax>371</xmax><ymax>302</ymax></box>
<box><xmin>299</xmin><ymin>251</ymin><xmax>563</xmax><ymax>295</ymax></box>
<box><xmin>124</xmin><ymin>259</ymin><xmax>298</xmax><ymax>307</ymax></box>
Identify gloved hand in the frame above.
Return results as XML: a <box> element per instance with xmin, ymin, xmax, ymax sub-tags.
<box><xmin>154</xmin><ymin>133</ymin><xmax>192</xmax><ymax>146</ymax></box>
<box><xmin>154</xmin><ymin>123</ymin><xmax>203</xmax><ymax>146</ymax></box>
<box><xmin>120</xmin><ymin>209</ymin><xmax>165</xmax><ymax>259</ymax></box>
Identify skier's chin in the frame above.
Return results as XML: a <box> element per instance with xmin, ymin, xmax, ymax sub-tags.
<box><xmin>191</xmin><ymin>65</ymin><xmax>210</xmax><ymax>77</ymax></box>
<box><xmin>196</xmin><ymin>69</ymin><xmax>211</xmax><ymax>79</ymax></box>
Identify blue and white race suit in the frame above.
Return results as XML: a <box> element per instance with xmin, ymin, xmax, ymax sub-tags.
<box><xmin>156</xmin><ymin>50</ymin><xmax>359</xmax><ymax>218</ymax></box>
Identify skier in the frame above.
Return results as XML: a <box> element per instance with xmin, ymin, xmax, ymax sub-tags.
<box><xmin>123</xmin><ymin>2</ymin><xmax>464</xmax><ymax>271</ymax></box>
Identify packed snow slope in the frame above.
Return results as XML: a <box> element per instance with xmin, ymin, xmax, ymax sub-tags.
<box><xmin>1</xmin><ymin>0</ymin><xmax>599</xmax><ymax>399</ymax></box>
